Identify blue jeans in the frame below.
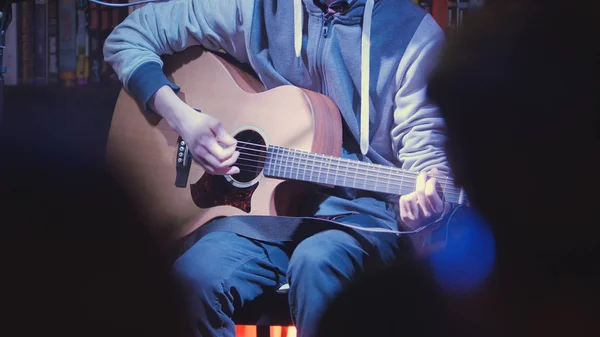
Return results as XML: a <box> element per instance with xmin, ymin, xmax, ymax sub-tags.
<box><xmin>172</xmin><ymin>214</ymin><xmax>401</xmax><ymax>337</ymax></box>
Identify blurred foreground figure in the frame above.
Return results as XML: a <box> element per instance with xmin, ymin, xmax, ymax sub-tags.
<box><xmin>0</xmin><ymin>129</ymin><xmax>188</xmax><ymax>337</ymax></box>
<box><xmin>317</xmin><ymin>1</ymin><xmax>599</xmax><ymax>336</ymax></box>
<box><xmin>428</xmin><ymin>0</ymin><xmax>599</xmax><ymax>335</ymax></box>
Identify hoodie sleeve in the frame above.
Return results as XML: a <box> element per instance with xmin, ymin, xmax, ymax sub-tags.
<box><xmin>390</xmin><ymin>15</ymin><xmax>451</xmax><ymax>176</ymax></box>
<box><xmin>103</xmin><ymin>0</ymin><xmax>251</xmax><ymax>111</ymax></box>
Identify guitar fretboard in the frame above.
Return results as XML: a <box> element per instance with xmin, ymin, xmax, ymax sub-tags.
<box><xmin>260</xmin><ymin>145</ymin><xmax>466</xmax><ymax>204</ymax></box>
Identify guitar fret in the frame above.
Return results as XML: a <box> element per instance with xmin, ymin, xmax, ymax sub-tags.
<box><xmin>292</xmin><ymin>149</ymin><xmax>299</xmax><ymax>180</ymax></box>
<box><xmin>285</xmin><ymin>147</ymin><xmax>291</xmax><ymax>179</ymax></box>
<box><xmin>273</xmin><ymin>147</ymin><xmax>280</xmax><ymax>178</ymax></box>
<box><xmin>354</xmin><ymin>161</ymin><xmax>364</xmax><ymax>189</ymax></box>
<box><xmin>371</xmin><ymin>163</ymin><xmax>377</xmax><ymax>191</ymax></box>
<box><xmin>322</xmin><ymin>155</ymin><xmax>327</xmax><ymax>184</ymax></box>
<box><xmin>320</xmin><ymin>156</ymin><xmax>326</xmax><ymax>184</ymax></box>
<box><xmin>274</xmin><ymin>148</ymin><xmax>280</xmax><ymax>177</ymax></box>
<box><xmin>304</xmin><ymin>153</ymin><xmax>309</xmax><ymax>180</ymax></box>
<box><xmin>385</xmin><ymin>167</ymin><xmax>390</xmax><ymax>193</ymax></box>
<box><xmin>283</xmin><ymin>148</ymin><xmax>291</xmax><ymax>179</ymax></box>
<box><xmin>263</xmin><ymin>147</ymin><xmax>271</xmax><ymax>176</ymax></box>
<box><xmin>399</xmin><ymin>168</ymin><xmax>405</xmax><ymax>195</ymax></box>
<box><xmin>282</xmin><ymin>147</ymin><xmax>288</xmax><ymax>178</ymax></box>
<box><xmin>302</xmin><ymin>151</ymin><xmax>308</xmax><ymax>180</ymax></box>
<box><xmin>270</xmin><ymin>147</ymin><xmax>279</xmax><ymax>177</ymax></box>
<box><xmin>333</xmin><ymin>156</ymin><xmax>340</xmax><ymax>186</ymax></box>
<box><xmin>295</xmin><ymin>151</ymin><xmax>301</xmax><ymax>180</ymax></box>
<box><xmin>352</xmin><ymin>161</ymin><xmax>358</xmax><ymax>188</ymax></box>
<box><xmin>277</xmin><ymin>147</ymin><xmax>284</xmax><ymax>178</ymax></box>
<box><xmin>273</xmin><ymin>146</ymin><xmax>279</xmax><ymax>177</ymax></box>
<box><xmin>308</xmin><ymin>153</ymin><xmax>314</xmax><ymax>182</ymax></box>
<box><xmin>330</xmin><ymin>157</ymin><xmax>334</xmax><ymax>183</ymax></box>
<box><xmin>314</xmin><ymin>155</ymin><xmax>321</xmax><ymax>184</ymax></box>
<box><xmin>279</xmin><ymin>147</ymin><xmax>285</xmax><ymax>178</ymax></box>
<box><xmin>278</xmin><ymin>147</ymin><xmax>284</xmax><ymax>178</ymax></box>
<box><xmin>276</xmin><ymin>147</ymin><xmax>283</xmax><ymax>178</ymax></box>
<box><xmin>299</xmin><ymin>152</ymin><xmax>304</xmax><ymax>181</ymax></box>
<box><xmin>298</xmin><ymin>150</ymin><xmax>304</xmax><ymax>180</ymax></box>
<box><xmin>266</xmin><ymin>146</ymin><xmax>272</xmax><ymax>176</ymax></box>
<box><xmin>363</xmin><ymin>162</ymin><xmax>369</xmax><ymax>190</ymax></box>
<box><xmin>299</xmin><ymin>150</ymin><xmax>304</xmax><ymax>180</ymax></box>
<box><xmin>386</xmin><ymin>166</ymin><xmax>391</xmax><ymax>194</ymax></box>
<box><xmin>374</xmin><ymin>164</ymin><xmax>381</xmax><ymax>193</ymax></box>
<box><xmin>263</xmin><ymin>148</ymin><xmax>269</xmax><ymax>175</ymax></box>
<box><xmin>356</xmin><ymin>162</ymin><xmax>363</xmax><ymax>188</ymax></box>
<box><xmin>287</xmin><ymin>148</ymin><xmax>293</xmax><ymax>179</ymax></box>
<box><xmin>364</xmin><ymin>163</ymin><xmax>370</xmax><ymax>189</ymax></box>
<box><xmin>340</xmin><ymin>159</ymin><xmax>347</xmax><ymax>186</ymax></box>
<box><xmin>316</xmin><ymin>154</ymin><xmax>323</xmax><ymax>184</ymax></box>
<box><xmin>325</xmin><ymin>156</ymin><xmax>332</xmax><ymax>185</ymax></box>
<box><xmin>292</xmin><ymin>149</ymin><xmax>298</xmax><ymax>179</ymax></box>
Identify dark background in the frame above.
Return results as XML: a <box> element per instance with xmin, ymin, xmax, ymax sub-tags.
<box><xmin>1</xmin><ymin>84</ymin><xmax>122</xmax><ymax>165</ymax></box>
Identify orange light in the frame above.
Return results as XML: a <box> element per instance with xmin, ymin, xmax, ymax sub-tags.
<box><xmin>235</xmin><ymin>325</ymin><xmax>297</xmax><ymax>337</ymax></box>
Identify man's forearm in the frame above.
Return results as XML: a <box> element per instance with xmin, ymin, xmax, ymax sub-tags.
<box><xmin>149</xmin><ymin>85</ymin><xmax>196</xmax><ymax>133</ymax></box>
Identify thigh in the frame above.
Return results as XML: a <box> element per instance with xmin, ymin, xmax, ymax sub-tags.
<box><xmin>288</xmin><ymin>228</ymin><xmax>368</xmax><ymax>280</ymax></box>
<box><xmin>288</xmin><ymin>214</ymin><xmax>403</xmax><ymax>277</ymax></box>
<box><xmin>173</xmin><ymin>231</ymin><xmax>290</xmax><ymax>307</ymax></box>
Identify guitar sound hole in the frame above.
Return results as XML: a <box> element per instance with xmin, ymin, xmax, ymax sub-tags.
<box><xmin>231</xmin><ymin>129</ymin><xmax>266</xmax><ymax>184</ymax></box>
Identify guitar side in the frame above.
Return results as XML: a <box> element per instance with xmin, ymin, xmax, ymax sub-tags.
<box><xmin>106</xmin><ymin>48</ymin><xmax>342</xmax><ymax>245</ymax></box>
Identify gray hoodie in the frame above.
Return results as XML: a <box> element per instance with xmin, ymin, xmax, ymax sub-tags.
<box><xmin>103</xmin><ymin>0</ymin><xmax>451</xmax><ymax>229</ymax></box>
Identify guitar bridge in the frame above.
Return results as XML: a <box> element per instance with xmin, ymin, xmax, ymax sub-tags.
<box><xmin>175</xmin><ymin>108</ymin><xmax>202</xmax><ymax>187</ymax></box>
<box><xmin>175</xmin><ymin>136</ymin><xmax>192</xmax><ymax>187</ymax></box>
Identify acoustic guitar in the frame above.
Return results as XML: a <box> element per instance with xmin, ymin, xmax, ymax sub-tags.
<box><xmin>106</xmin><ymin>47</ymin><xmax>467</xmax><ymax>247</ymax></box>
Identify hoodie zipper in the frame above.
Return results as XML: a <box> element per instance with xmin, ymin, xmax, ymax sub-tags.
<box><xmin>322</xmin><ymin>15</ymin><xmax>334</xmax><ymax>38</ymax></box>
<box><xmin>317</xmin><ymin>15</ymin><xmax>334</xmax><ymax>95</ymax></box>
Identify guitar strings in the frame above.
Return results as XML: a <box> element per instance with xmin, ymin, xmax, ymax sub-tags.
<box><xmin>232</xmin><ymin>144</ymin><xmax>462</xmax><ymax>199</ymax></box>
<box><xmin>233</xmin><ymin>140</ymin><xmax>455</xmax><ymax>185</ymax></box>
<box><xmin>228</xmin><ymin>160</ymin><xmax>463</xmax><ymax>200</ymax></box>
<box><xmin>232</xmin><ymin>142</ymin><xmax>460</xmax><ymax>193</ymax></box>
<box><xmin>211</xmin><ymin>143</ymin><xmax>463</xmax><ymax>200</ymax></box>
<box><xmin>234</xmin><ymin>150</ymin><xmax>453</xmax><ymax>191</ymax></box>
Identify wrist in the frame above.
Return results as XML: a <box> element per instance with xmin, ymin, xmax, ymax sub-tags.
<box><xmin>149</xmin><ymin>86</ymin><xmax>195</xmax><ymax>131</ymax></box>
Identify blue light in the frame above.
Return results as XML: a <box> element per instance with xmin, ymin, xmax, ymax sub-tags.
<box><xmin>428</xmin><ymin>207</ymin><xmax>496</xmax><ymax>294</ymax></box>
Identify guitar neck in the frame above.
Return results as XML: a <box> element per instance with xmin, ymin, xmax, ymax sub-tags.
<box><xmin>260</xmin><ymin>145</ymin><xmax>466</xmax><ymax>204</ymax></box>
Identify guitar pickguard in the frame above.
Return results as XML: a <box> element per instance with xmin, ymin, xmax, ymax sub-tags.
<box><xmin>189</xmin><ymin>128</ymin><xmax>267</xmax><ymax>212</ymax></box>
<box><xmin>190</xmin><ymin>173</ymin><xmax>258</xmax><ymax>213</ymax></box>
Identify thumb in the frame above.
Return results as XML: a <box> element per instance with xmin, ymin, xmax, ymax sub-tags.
<box><xmin>209</xmin><ymin>120</ymin><xmax>236</xmax><ymax>147</ymax></box>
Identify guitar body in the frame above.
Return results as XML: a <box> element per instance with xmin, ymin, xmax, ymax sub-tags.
<box><xmin>106</xmin><ymin>48</ymin><xmax>342</xmax><ymax>244</ymax></box>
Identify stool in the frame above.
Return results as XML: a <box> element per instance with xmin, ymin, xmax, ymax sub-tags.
<box><xmin>232</xmin><ymin>284</ymin><xmax>293</xmax><ymax>337</ymax></box>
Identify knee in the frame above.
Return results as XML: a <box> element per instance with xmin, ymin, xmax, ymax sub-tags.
<box><xmin>171</xmin><ymin>232</ymin><xmax>233</xmax><ymax>298</ymax></box>
<box><xmin>173</xmin><ymin>254</ymin><xmax>224</xmax><ymax>302</ymax></box>
<box><xmin>287</xmin><ymin>230</ymin><xmax>365</xmax><ymax>282</ymax></box>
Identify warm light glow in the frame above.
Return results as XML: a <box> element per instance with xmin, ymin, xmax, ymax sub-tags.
<box><xmin>235</xmin><ymin>325</ymin><xmax>297</xmax><ymax>337</ymax></box>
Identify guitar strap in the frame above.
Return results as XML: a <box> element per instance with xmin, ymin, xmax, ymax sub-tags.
<box><xmin>181</xmin><ymin>216</ymin><xmax>337</xmax><ymax>245</ymax></box>
<box><xmin>172</xmin><ymin>214</ymin><xmax>390</xmax><ymax>265</ymax></box>
<box><xmin>173</xmin><ymin>208</ymin><xmax>459</xmax><ymax>260</ymax></box>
